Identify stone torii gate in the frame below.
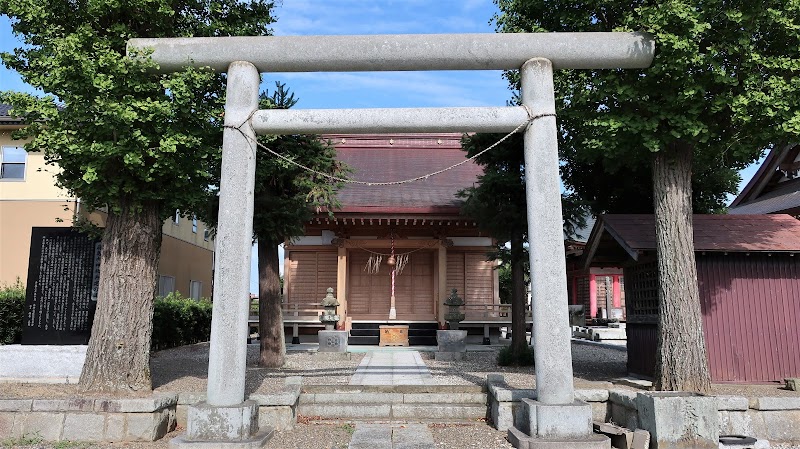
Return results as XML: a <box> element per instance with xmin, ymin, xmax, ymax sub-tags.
<box><xmin>129</xmin><ymin>33</ymin><xmax>654</xmax><ymax>448</ymax></box>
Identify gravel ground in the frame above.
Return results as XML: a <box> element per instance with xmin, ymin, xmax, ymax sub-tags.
<box><xmin>422</xmin><ymin>343</ymin><xmax>625</xmax><ymax>390</ymax></box>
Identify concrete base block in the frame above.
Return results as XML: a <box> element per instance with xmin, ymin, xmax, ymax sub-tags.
<box><xmin>313</xmin><ymin>352</ymin><xmax>351</xmax><ymax>360</ymax></box>
<box><xmin>786</xmin><ymin>378</ymin><xmax>799</xmax><ymax>392</ymax></box>
<box><xmin>186</xmin><ymin>401</ymin><xmax>259</xmax><ymax>441</ymax></box>
<box><xmin>317</xmin><ymin>330</ymin><xmax>348</xmax><ymax>353</ymax></box>
<box><xmin>508</xmin><ymin>426</ymin><xmax>610</xmax><ymax>449</ymax></box>
<box><xmin>637</xmin><ymin>392</ymin><xmax>718</xmax><ymax>449</ymax></box>
<box><xmin>522</xmin><ymin>398</ymin><xmax>593</xmax><ymax>438</ymax></box>
<box><xmin>434</xmin><ymin>352</ymin><xmax>465</xmax><ymax>361</ymax></box>
<box><xmin>169</xmin><ymin>428</ymin><xmax>273</xmax><ymax>449</ymax></box>
<box><xmin>257</xmin><ymin>406</ymin><xmax>295</xmax><ymax>431</ymax></box>
<box><xmin>0</xmin><ymin>345</ymin><xmax>86</xmax><ymax>383</ymax></box>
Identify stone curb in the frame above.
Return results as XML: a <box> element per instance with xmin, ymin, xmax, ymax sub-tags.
<box><xmin>250</xmin><ymin>385</ymin><xmax>301</xmax><ymax>406</ymax></box>
<box><xmin>753</xmin><ymin>397</ymin><xmax>800</xmax><ymax>411</ymax></box>
<box><xmin>94</xmin><ymin>393</ymin><xmax>177</xmax><ymax>413</ymax></box>
<box><xmin>608</xmin><ymin>389</ymin><xmax>637</xmax><ymax>409</ymax></box>
<box><xmin>0</xmin><ymin>399</ymin><xmax>33</xmax><ymax>412</ymax></box>
<box><xmin>716</xmin><ymin>395</ymin><xmax>749</xmax><ymax>411</ymax></box>
<box><xmin>0</xmin><ymin>394</ymin><xmax>177</xmax><ymax>413</ymax></box>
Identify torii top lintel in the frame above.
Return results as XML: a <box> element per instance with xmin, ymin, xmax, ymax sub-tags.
<box><xmin>127</xmin><ymin>32</ymin><xmax>654</xmax><ymax>73</ymax></box>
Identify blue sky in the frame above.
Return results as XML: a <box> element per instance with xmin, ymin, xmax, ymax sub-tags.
<box><xmin>1</xmin><ymin>0</ymin><xmax>763</xmax><ymax>293</ymax></box>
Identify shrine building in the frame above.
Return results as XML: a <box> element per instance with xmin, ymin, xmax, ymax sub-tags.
<box><xmin>282</xmin><ymin>133</ymin><xmax>508</xmax><ymax>345</ymax></box>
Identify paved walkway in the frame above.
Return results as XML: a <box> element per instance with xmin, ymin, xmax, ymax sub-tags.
<box><xmin>348</xmin><ymin>423</ymin><xmax>435</xmax><ymax>449</ymax></box>
<box><xmin>349</xmin><ymin>351</ymin><xmax>433</xmax><ymax>385</ymax></box>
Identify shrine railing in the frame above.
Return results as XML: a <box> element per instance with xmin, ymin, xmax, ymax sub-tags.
<box><xmin>462</xmin><ymin>303</ymin><xmax>533</xmax><ymax>322</ymax></box>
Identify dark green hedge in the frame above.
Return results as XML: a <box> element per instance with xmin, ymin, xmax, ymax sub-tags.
<box><xmin>0</xmin><ymin>284</ymin><xmax>212</xmax><ymax>350</ymax></box>
<box><xmin>151</xmin><ymin>292</ymin><xmax>213</xmax><ymax>351</ymax></box>
<box><xmin>0</xmin><ymin>280</ymin><xmax>26</xmax><ymax>345</ymax></box>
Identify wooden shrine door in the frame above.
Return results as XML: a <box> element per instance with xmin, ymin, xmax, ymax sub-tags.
<box><xmin>348</xmin><ymin>249</ymin><xmax>435</xmax><ymax>321</ymax></box>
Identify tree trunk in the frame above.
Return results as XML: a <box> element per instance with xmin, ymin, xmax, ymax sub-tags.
<box><xmin>258</xmin><ymin>238</ymin><xmax>285</xmax><ymax>367</ymax></box>
<box><xmin>652</xmin><ymin>143</ymin><xmax>712</xmax><ymax>393</ymax></box>
<box><xmin>510</xmin><ymin>233</ymin><xmax>528</xmax><ymax>358</ymax></box>
<box><xmin>79</xmin><ymin>201</ymin><xmax>161</xmax><ymax>393</ymax></box>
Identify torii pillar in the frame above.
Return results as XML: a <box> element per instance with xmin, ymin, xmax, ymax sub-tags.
<box><xmin>129</xmin><ymin>32</ymin><xmax>654</xmax><ymax>448</ymax></box>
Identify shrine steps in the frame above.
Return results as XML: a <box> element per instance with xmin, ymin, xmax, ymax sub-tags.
<box><xmin>297</xmin><ymin>384</ymin><xmax>488</xmax><ymax>423</ymax></box>
<box><xmin>348</xmin><ymin>322</ymin><xmax>439</xmax><ymax>346</ymax></box>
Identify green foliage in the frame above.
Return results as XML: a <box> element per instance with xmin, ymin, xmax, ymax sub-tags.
<box><xmin>0</xmin><ymin>0</ymin><xmax>275</xmax><ymax>220</ymax></box>
<box><xmin>497</xmin><ymin>345</ymin><xmax>535</xmax><ymax>366</ymax></box>
<box><xmin>498</xmin><ymin>263</ymin><xmax>512</xmax><ymax>305</ymax></box>
<box><xmin>0</xmin><ymin>279</ymin><xmax>25</xmax><ymax>345</ymax></box>
<box><xmin>151</xmin><ymin>292</ymin><xmax>213</xmax><ymax>351</ymax></box>
<box><xmin>1</xmin><ymin>432</ymin><xmax>43</xmax><ymax>447</ymax></box>
<box><xmin>494</xmin><ymin>0</ymin><xmax>800</xmax><ymax>213</ymax></box>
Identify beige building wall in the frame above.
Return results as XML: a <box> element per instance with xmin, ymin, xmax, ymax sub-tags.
<box><xmin>0</xmin><ymin>126</ymin><xmax>215</xmax><ymax>296</ymax></box>
<box><xmin>0</xmin><ymin>201</ymin><xmax>77</xmax><ymax>285</ymax></box>
<box><xmin>159</xmin><ymin>234</ymin><xmax>214</xmax><ymax>298</ymax></box>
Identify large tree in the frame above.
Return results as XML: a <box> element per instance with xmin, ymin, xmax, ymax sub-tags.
<box><xmin>460</xmin><ymin>132</ymin><xmax>586</xmax><ymax>362</ymax></box>
<box><xmin>1</xmin><ymin>0</ymin><xmax>274</xmax><ymax>392</ymax></box>
<box><xmin>250</xmin><ymin>84</ymin><xmax>346</xmax><ymax>368</ymax></box>
<box><xmin>495</xmin><ymin>0</ymin><xmax>800</xmax><ymax>391</ymax></box>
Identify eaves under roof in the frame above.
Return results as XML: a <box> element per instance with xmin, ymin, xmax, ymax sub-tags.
<box><xmin>583</xmin><ymin>214</ymin><xmax>800</xmax><ymax>269</ymax></box>
<box><xmin>0</xmin><ymin>104</ymin><xmax>24</xmax><ymax>125</ymax></box>
<box><xmin>730</xmin><ymin>143</ymin><xmax>800</xmax><ymax>213</ymax></box>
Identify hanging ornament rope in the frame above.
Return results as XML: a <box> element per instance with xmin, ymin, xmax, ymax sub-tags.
<box><xmin>390</xmin><ymin>233</ymin><xmax>396</xmax><ymax>301</ymax></box>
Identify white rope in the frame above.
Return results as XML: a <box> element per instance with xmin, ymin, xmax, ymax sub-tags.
<box><xmin>222</xmin><ymin>107</ymin><xmax>554</xmax><ymax>186</ymax></box>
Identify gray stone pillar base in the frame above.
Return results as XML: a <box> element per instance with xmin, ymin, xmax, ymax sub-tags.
<box><xmin>169</xmin><ymin>400</ymin><xmax>272</xmax><ymax>448</ymax></box>
<box><xmin>318</xmin><ymin>330</ymin><xmax>348</xmax><ymax>352</ymax></box>
<box><xmin>506</xmin><ymin>398</ymin><xmax>609</xmax><ymax>448</ymax></box>
<box><xmin>521</xmin><ymin>398</ymin><xmax>593</xmax><ymax>438</ymax></box>
<box><xmin>169</xmin><ymin>430</ymin><xmax>273</xmax><ymax>449</ymax></box>
<box><xmin>507</xmin><ymin>427</ymin><xmax>610</xmax><ymax>449</ymax></box>
<box><xmin>636</xmin><ymin>392</ymin><xmax>718</xmax><ymax>449</ymax></box>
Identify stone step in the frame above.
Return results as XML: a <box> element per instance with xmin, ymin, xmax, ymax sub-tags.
<box><xmin>300</xmin><ymin>392</ymin><xmax>487</xmax><ymax>405</ymax></box>
<box><xmin>349</xmin><ymin>335</ymin><xmax>380</xmax><ymax>345</ymax></box>
<box><xmin>298</xmin><ymin>403</ymin><xmax>487</xmax><ymax>422</ymax></box>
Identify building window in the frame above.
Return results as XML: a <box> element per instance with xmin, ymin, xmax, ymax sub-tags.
<box><xmin>203</xmin><ymin>229</ymin><xmax>210</xmax><ymax>241</ymax></box>
<box><xmin>158</xmin><ymin>275</ymin><xmax>175</xmax><ymax>298</ymax></box>
<box><xmin>0</xmin><ymin>146</ymin><xmax>27</xmax><ymax>180</ymax></box>
<box><xmin>173</xmin><ymin>209</ymin><xmax>180</xmax><ymax>225</ymax></box>
<box><xmin>189</xmin><ymin>280</ymin><xmax>202</xmax><ymax>299</ymax></box>
<box><xmin>192</xmin><ymin>216</ymin><xmax>197</xmax><ymax>233</ymax></box>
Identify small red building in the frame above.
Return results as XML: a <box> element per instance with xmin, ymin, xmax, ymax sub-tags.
<box><xmin>583</xmin><ymin>214</ymin><xmax>800</xmax><ymax>383</ymax></box>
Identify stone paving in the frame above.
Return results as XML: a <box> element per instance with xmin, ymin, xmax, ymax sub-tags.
<box><xmin>346</xmin><ymin>351</ymin><xmax>437</xmax><ymax>447</ymax></box>
<box><xmin>349</xmin><ymin>351</ymin><xmax>433</xmax><ymax>385</ymax></box>
<box><xmin>348</xmin><ymin>423</ymin><xmax>435</xmax><ymax>449</ymax></box>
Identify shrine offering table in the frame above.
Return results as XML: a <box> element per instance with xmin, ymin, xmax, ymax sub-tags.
<box><xmin>379</xmin><ymin>325</ymin><xmax>409</xmax><ymax>346</ymax></box>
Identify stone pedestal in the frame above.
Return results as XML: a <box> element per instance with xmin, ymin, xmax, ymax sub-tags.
<box><xmin>636</xmin><ymin>392</ymin><xmax>718</xmax><ymax>449</ymax></box>
<box><xmin>318</xmin><ymin>330</ymin><xmax>348</xmax><ymax>353</ymax></box>
<box><xmin>435</xmin><ymin>330</ymin><xmax>467</xmax><ymax>360</ymax></box>
<box><xmin>508</xmin><ymin>399</ymin><xmax>609</xmax><ymax>448</ymax></box>
<box><xmin>170</xmin><ymin>401</ymin><xmax>272</xmax><ymax>448</ymax></box>
<box><xmin>0</xmin><ymin>345</ymin><xmax>86</xmax><ymax>383</ymax></box>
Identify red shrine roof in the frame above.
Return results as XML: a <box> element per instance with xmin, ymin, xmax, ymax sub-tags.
<box><xmin>325</xmin><ymin>133</ymin><xmax>482</xmax><ymax>214</ymax></box>
<box><xmin>584</xmin><ymin>214</ymin><xmax>800</xmax><ymax>266</ymax></box>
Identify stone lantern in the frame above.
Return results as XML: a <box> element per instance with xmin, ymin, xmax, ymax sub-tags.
<box><xmin>318</xmin><ymin>287</ymin><xmax>347</xmax><ymax>353</ymax></box>
<box><xmin>443</xmin><ymin>288</ymin><xmax>465</xmax><ymax>330</ymax></box>
<box><xmin>319</xmin><ymin>287</ymin><xmax>340</xmax><ymax>331</ymax></box>
<box><xmin>437</xmin><ymin>288</ymin><xmax>467</xmax><ymax>361</ymax></box>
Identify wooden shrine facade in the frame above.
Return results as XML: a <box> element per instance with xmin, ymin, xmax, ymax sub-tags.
<box><xmin>282</xmin><ymin>134</ymin><xmax>501</xmax><ymax>328</ymax></box>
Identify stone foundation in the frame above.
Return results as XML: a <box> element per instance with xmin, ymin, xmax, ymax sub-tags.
<box><xmin>488</xmin><ymin>376</ymin><xmax>800</xmax><ymax>446</ymax></box>
<box><xmin>0</xmin><ymin>393</ymin><xmax>177</xmax><ymax>442</ymax></box>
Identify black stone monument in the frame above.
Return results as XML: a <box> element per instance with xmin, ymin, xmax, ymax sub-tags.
<box><xmin>22</xmin><ymin>227</ymin><xmax>101</xmax><ymax>345</ymax></box>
